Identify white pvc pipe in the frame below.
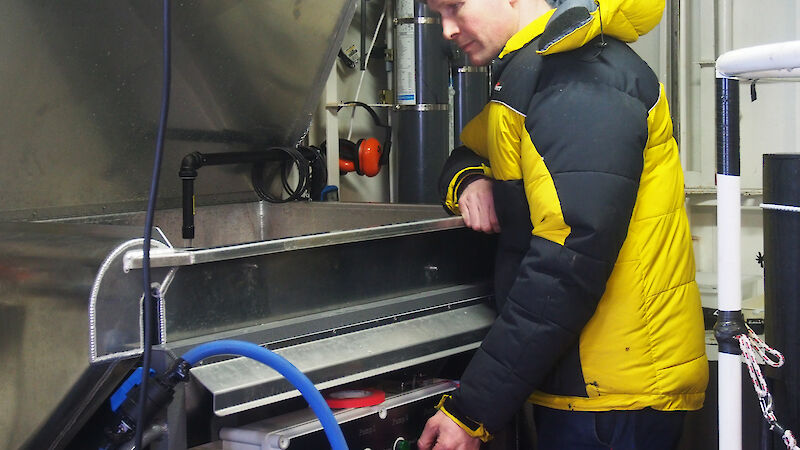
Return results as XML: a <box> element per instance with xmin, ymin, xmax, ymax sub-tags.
<box><xmin>717</xmin><ymin>174</ymin><xmax>742</xmax><ymax>312</ymax></box>
<box><xmin>718</xmin><ymin>0</ymin><xmax>733</xmax><ymax>55</ymax></box>
<box><xmin>385</xmin><ymin>2</ymin><xmax>397</xmax><ymax>203</ymax></box>
<box><xmin>394</xmin><ymin>0</ymin><xmax>416</xmax><ymax>105</ymax></box>
<box><xmin>325</xmin><ymin>70</ymin><xmax>340</xmax><ymax>191</ymax></box>
<box><xmin>719</xmin><ymin>352</ymin><xmax>743</xmax><ymax>450</ymax></box>
<box><xmin>716</xmin><ymin>40</ymin><xmax>800</xmax><ymax>78</ymax></box>
<box><xmin>717</xmin><ymin>173</ymin><xmax>742</xmax><ymax>450</ymax></box>
<box><xmin>713</xmin><ymin>38</ymin><xmax>800</xmax><ymax>450</ymax></box>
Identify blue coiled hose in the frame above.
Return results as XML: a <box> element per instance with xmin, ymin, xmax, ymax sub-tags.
<box><xmin>181</xmin><ymin>340</ymin><xmax>348</xmax><ymax>450</ymax></box>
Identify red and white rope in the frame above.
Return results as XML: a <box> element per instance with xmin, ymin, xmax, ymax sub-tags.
<box><xmin>738</xmin><ymin>324</ymin><xmax>799</xmax><ymax>450</ymax></box>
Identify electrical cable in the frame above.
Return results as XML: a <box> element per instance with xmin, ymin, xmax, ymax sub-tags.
<box><xmin>136</xmin><ymin>0</ymin><xmax>171</xmax><ymax>448</ymax></box>
<box><xmin>251</xmin><ymin>146</ymin><xmax>310</xmax><ymax>203</ymax></box>
<box><xmin>347</xmin><ymin>1</ymin><xmax>388</xmax><ymax>141</ymax></box>
<box><xmin>181</xmin><ymin>340</ymin><xmax>349</xmax><ymax>450</ymax></box>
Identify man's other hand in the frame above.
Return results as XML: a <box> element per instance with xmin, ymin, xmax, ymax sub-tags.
<box><xmin>417</xmin><ymin>410</ymin><xmax>481</xmax><ymax>450</ymax></box>
<box><xmin>459</xmin><ymin>177</ymin><xmax>500</xmax><ymax>233</ymax></box>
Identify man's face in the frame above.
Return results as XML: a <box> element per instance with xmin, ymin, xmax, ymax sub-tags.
<box><xmin>428</xmin><ymin>0</ymin><xmax>518</xmax><ymax>66</ymax></box>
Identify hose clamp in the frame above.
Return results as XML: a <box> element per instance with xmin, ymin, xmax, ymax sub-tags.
<box><xmin>394</xmin><ymin>104</ymin><xmax>449</xmax><ymax>111</ymax></box>
<box><xmin>456</xmin><ymin>66</ymin><xmax>488</xmax><ymax>73</ymax></box>
<box><xmin>394</xmin><ymin>17</ymin><xmax>441</xmax><ymax>25</ymax></box>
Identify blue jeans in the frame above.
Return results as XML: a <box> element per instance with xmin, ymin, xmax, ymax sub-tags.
<box><xmin>533</xmin><ymin>406</ymin><xmax>686</xmax><ymax>450</ymax></box>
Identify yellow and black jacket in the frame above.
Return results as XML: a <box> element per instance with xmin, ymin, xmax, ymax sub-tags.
<box><xmin>437</xmin><ymin>0</ymin><xmax>708</xmax><ymax>440</ymax></box>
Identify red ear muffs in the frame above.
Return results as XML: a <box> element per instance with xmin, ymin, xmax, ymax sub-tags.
<box><xmin>357</xmin><ymin>137</ymin><xmax>381</xmax><ymax>177</ymax></box>
<box><xmin>337</xmin><ymin>139</ymin><xmax>359</xmax><ymax>173</ymax></box>
<box><xmin>335</xmin><ymin>137</ymin><xmax>381</xmax><ymax>177</ymax></box>
<box><xmin>323</xmin><ymin>102</ymin><xmax>392</xmax><ymax>177</ymax></box>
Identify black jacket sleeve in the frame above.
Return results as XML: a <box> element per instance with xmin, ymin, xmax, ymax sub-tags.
<box><xmin>438</xmin><ymin>146</ymin><xmax>491</xmax><ymax>215</ymax></box>
<box><xmin>449</xmin><ymin>80</ymin><xmax>649</xmax><ymax>433</ymax></box>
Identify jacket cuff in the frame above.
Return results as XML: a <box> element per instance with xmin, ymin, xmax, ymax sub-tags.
<box><xmin>435</xmin><ymin>394</ymin><xmax>493</xmax><ymax>443</ymax></box>
<box><xmin>444</xmin><ymin>165</ymin><xmax>492</xmax><ymax>215</ymax></box>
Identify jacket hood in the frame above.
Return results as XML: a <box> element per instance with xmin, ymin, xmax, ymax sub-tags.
<box><xmin>499</xmin><ymin>0</ymin><xmax>664</xmax><ymax>59</ymax></box>
<box><xmin>538</xmin><ymin>0</ymin><xmax>664</xmax><ymax>55</ymax></box>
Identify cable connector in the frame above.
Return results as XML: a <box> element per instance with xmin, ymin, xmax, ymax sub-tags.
<box><xmin>103</xmin><ymin>359</ymin><xmax>193</xmax><ymax>448</ymax></box>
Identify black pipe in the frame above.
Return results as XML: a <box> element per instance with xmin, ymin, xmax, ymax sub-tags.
<box><xmin>716</xmin><ymin>77</ymin><xmax>740</xmax><ymax>176</ymax></box>
<box><xmin>178</xmin><ymin>151</ymin><xmax>291</xmax><ymax>240</ymax></box>
<box><xmin>395</xmin><ymin>2</ymin><xmax>450</xmax><ymax>204</ymax></box>
<box><xmin>450</xmin><ymin>44</ymin><xmax>488</xmax><ymax>147</ymax></box>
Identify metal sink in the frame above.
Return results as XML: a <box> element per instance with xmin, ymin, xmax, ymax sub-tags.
<box><xmin>59</xmin><ymin>201</ymin><xmax>453</xmax><ymax>249</ymax></box>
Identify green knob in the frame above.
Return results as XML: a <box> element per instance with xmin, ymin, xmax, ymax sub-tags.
<box><xmin>395</xmin><ymin>438</ymin><xmax>413</xmax><ymax>450</ymax></box>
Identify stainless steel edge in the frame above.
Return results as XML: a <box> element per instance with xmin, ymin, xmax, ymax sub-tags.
<box><xmin>219</xmin><ymin>380</ymin><xmax>459</xmax><ymax>445</ymax></box>
<box><xmin>123</xmin><ymin>216</ymin><xmax>465</xmax><ymax>270</ymax></box>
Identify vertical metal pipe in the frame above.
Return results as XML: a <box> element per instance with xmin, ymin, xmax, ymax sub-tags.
<box><xmin>715</xmin><ymin>75</ymin><xmax>743</xmax><ymax>450</ymax></box>
<box><xmin>393</xmin><ymin>0</ymin><xmax>449</xmax><ymax>204</ymax></box>
<box><xmin>450</xmin><ymin>46</ymin><xmax>488</xmax><ymax>147</ymax></box>
<box><xmin>764</xmin><ymin>154</ymin><xmax>800</xmax><ymax>445</ymax></box>
<box><xmin>360</xmin><ymin>0</ymin><xmax>367</xmax><ymax>71</ymax></box>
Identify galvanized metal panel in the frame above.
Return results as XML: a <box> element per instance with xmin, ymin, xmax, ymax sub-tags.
<box><xmin>1</xmin><ymin>202</ymin><xmax>496</xmax><ymax>449</ymax></box>
<box><xmin>189</xmin><ymin>302</ymin><xmax>494</xmax><ymax>415</ymax></box>
<box><xmin>0</xmin><ymin>222</ymin><xmax>159</xmax><ymax>449</ymax></box>
<box><xmin>0</xmin><ymin>0</ymin><xmax>355</xmax><ymax>220</ymax></box>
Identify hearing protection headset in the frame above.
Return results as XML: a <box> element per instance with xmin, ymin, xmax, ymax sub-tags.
<box><xmin>322</xmin><ymin>101</ymin><xmax>392</xmax><ymax>177</ymax></box>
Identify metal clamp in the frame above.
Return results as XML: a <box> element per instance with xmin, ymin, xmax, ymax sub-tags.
<box><xmin>394</xmin><ymin>104</ymin><xmax>449</xmax><ymax>111</ymax></box>
<box><xmin>394</xmin><ymin>17</ymin><xmax>441</xmax><ymax>25</ymax></box>
<box><xmin>456</xmin><ymin>66</ymin><xmax>488</xmax><ymax>73</ymax></box>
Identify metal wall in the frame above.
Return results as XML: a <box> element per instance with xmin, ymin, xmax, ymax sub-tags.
<box><xmin>0</xmin><ymin>0</ymin><xmax>355</xmax><ymax>221</ymax></box>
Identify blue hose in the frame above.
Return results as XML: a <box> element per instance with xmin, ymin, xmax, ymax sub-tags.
<box><xmin>182</xmin><ymin>340</ymin><xmax>348</xmax><ymax>450</ymax></box>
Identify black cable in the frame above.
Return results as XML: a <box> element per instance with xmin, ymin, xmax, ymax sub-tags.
<box><xmin>251</xmin><ymin>147</ymin><xmax>311</xmax><ymax>203</ymax></box>
<box><xmin>303</xmin><ymin>145</ymin><xmax>328</xmax><ymax>200</ymax></box>
<box><xmin>136</xmin><ymin>0</ymin><xmax>171</xmax><ymax>448</ymax></box>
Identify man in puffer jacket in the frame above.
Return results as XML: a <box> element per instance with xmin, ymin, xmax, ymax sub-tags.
<box><xmin>417</xmin><ymin>0</ymin><xmax>708</xmax><ymax>449</ymax></box>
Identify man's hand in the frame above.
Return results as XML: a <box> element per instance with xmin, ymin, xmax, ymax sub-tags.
<box><xmin>459</xmin><ymin>177</ymin><xmax>500</xmax><ymax>233</ymax></box>
<box><xmin>417</xmin><ymin>411</ymin><xmax>481</xmax><ymax>450</ymax></box>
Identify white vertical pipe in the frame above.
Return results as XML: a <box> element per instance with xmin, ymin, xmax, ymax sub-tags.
<box><xmin>678</xmin><ymin>0</ymin><xmax>689</xmax><ymax>175</ymax></box>
<box><xmin>717</xmin><ymin>142</ymin><xmax>742</xmax><ymax>450</ymax></box>
<box><xmin>719</xmin><ymin>0</ymin><xmax>733</xmax><ymax>54</ymax></box>
<box><xmin>658</xmin><ymin>6</ymin><xmax>669</xmax><ymax>83</ymax></box>
<box><xmin>394</xmin><ymin>0</ymin><xmax>416</xmax><ymax>105</ymax></box>
<box><xmin>716</xmin><ymin>4</ymin><xmax>739</xmax><ymax>446</ymax></box>
<box><xmin>698</xmin><ymin>0</ymin><xmax>717</xmax><ymax>188</ymax></box>
<box><xmin>719</xmin><ymin>353</ymin><xmax>743</xmax><ymax>450</ymax></box>
<box><xmin>717</xmin><ymin>174</ymin><xmax>742</xmax><ymax>312</ymax></box>
<box><xmin>325</xmin><ymin>69</ymin><xmax>340</xmax><ymax>192</ymax></box>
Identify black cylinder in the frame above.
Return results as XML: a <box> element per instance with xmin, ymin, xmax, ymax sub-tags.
<box><xmin>396</xmin><ymin>109</ymin><xmax>449</xmax><ymax>203</ymax></box>
<box><xmin>716</xmin><ymin>77</ymin><xmax>740</xmax><ymax>176</ymax></box>
<box><xmin>451</xmin><ymin>47</ymin><xmax>488</xmax><ymax>147</ymax></box>
<box><xmin>394</xmin><ymin>1</ymin><xmax>450</xmax><ymax>204</ymax></box>
<box><xmin>414</xmin><ymin>2</ymin><xmax>448</xmax><ymax>104</ymax></box>
<box><xmin>763</xmin><ymin>153</ymin><xmax>800</xmax><ymax>437</ymax></box>
<box><xmin>182</xmin><ymin>178</ymin><xmax>195</xmax><ymax>240</ymax></box>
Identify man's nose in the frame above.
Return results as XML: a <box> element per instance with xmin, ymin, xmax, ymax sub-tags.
<box><xmin>441</xmin><ymin>18</ymin><xmax>458</xmax><ymax>40</ymax></box>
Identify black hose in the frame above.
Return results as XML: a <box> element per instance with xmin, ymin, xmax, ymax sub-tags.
<box><xmin>136</xmin><ymin>0</ymin><xmax>171</xmax><ymax>448</ymax></box>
